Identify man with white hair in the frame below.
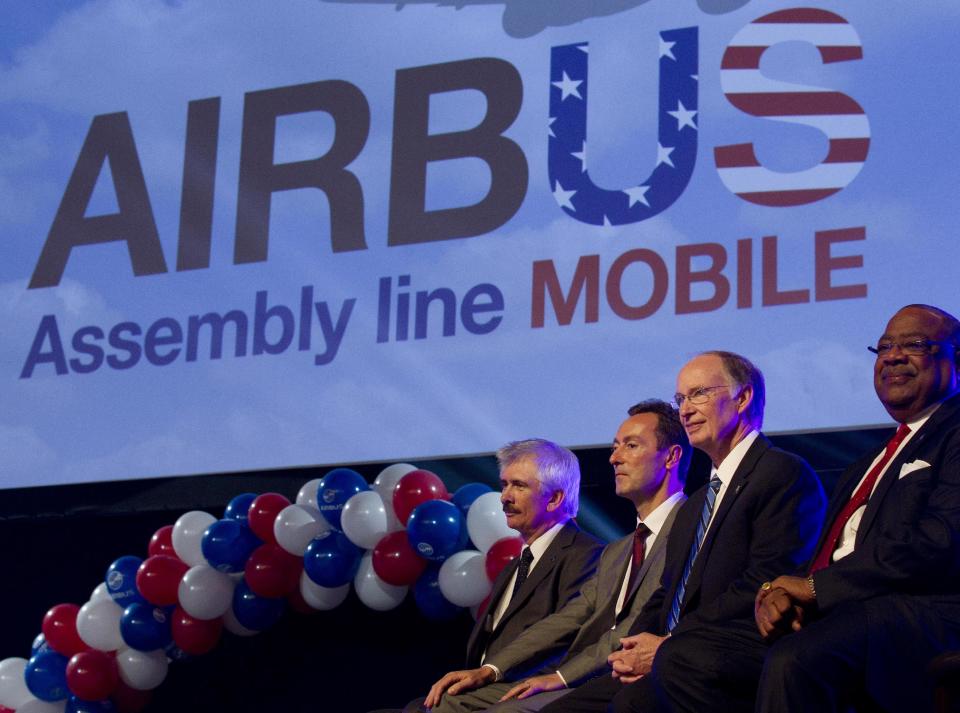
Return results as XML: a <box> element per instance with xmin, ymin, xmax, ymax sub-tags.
<box><xmin>419</xmin><ymin>438</ymin><xmax>603</xmax><ymax>713</ymax></box>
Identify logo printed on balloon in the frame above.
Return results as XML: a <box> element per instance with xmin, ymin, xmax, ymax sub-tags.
<box><xmin>417</xmin><ymin>542</ymin><xmax>434</xmax><ymax>557</ymax></box>
<box><xmin>107</xmin><ymin>572</ymin><xmax>123</xmax><ymax>590</ymax></box>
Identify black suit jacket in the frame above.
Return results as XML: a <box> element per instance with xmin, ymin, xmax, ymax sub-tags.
<box><xmin>812</xmin><ymin>392</ymin><xmax>960</xmax><ymax>615</ymax></box>
<box><xmin>630</xmin><ymin>434</ymin><xmax>826</xmax><ymax>636</ymax></box>
<box><xmin>464</xmin><ymin>520</ymin><xmax>602</xmax><ymax>675</ymax></box>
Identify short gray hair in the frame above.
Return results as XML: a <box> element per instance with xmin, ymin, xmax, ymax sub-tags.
<box><xmin>496</xmin><ymin>438</ymin><xmax>580</xmax><ymax>519</ymax></box>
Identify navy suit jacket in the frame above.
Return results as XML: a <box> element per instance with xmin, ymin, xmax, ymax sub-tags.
<box><xmin>465</xmin><ymin>520</ymin><xmax>603</xmax><ymax>675</ymax></box>
<box><xmin>629</xmin><ymin>434</ymin><xmax>827</xmax><ymax>636</ymax></box>
<box><xmin>812</xmin><ymin>392</ymin><xmax>960</xmax><ymax>617</ymax></box>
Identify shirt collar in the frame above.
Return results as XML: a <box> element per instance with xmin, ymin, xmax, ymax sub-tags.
<box><xmin>714</xmin><ymin>429</ymin><xmax>759</xmax><ymax>487</ymax></box>
<box><xmin>638</xmin><ymin>490</ymin><xmax>684</xmax><ymax>537</ymax></box>
<box><xmin>906</xmin><ymin>400</ymin><xmax>941</xmax><ymax>431</ymax></box>
<box><xmin>526</xmin><ymin>520</ymin><xmax>566</xmax><ymax>564</ymax></box>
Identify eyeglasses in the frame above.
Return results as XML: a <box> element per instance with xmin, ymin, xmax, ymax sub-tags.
<box><xmin>673</xmin><ymin>385</ymin><xmax>731</xmax><ymax>408</ymax></box>
<box><xmin>867</xmin><ymin>339</ymin><xmax>953</xmax><ymax>357</ymax></box>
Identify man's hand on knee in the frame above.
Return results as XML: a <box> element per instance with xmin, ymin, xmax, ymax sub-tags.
<box><xmin>500</xmin><ymin>672</ymin><xmax>565</xmax><ymax>701</ymax></box>
<box><xmin>424</xmin><ymin>667</ymin><xmax>497</xmax><ymax>708</ymax></box>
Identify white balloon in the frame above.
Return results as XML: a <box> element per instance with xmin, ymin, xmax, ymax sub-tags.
<box><xmin>299</xmin><ymin>570</ymin><xmax>350</xmax><ymax>611</ymax></box>
<box><xmin>116</xmin><ymin>648</ymin><xmax>168</xmax><ymax>691</ymax></box>
<box><xmin>295</xmin><ymin>478</ymin><xmax>323</xmax><ymax>510</ymax></box>
<box><xmin>354</xmin><ymin>552</ymin><xmax>407</xmax><ymax>611</ymax></box>
<box><xmin>90</xmin><ymin>582</ymin><xmax>112</xmax><ymax>603</ymax></box>
<box><xmin>341</xmin><ymin>491</ymin><xmax>390</xmax><ymax>549</ymax></box>
<box><xmin>178</xmin><ymin>564</ymin><xmax>236</xmax><ymax>620</ymax></box>
<box><xmin>0</xmin><ymin>657</ymin><xmax>32</xmax><ymax>709</ymax></box>
<box><xmin>76</xmin><ymin>597</ymin><xmax>124</xmax><ymax>652</ymax></box>
<box><xmin>438</xmin><ymin>550</ymin><xmax>490</xmax><ymax>607</ymax></box>
<box><xmin>274</xmin><ymin>504</ymin><xmax>328</xmax><ymax>556</ymax></box>
<box><xmin>17</xmin><ymin>699</ymin><xmax>65</xmax><ymax>713</ymax></box>
<box><xmin>172</xmin><ymin>510</ymin><xmax>216</xmax><ymax>567</ymax></box>
<box><xmin>373</xmin><ymin>463</ymin><xmax>417</xmax><ymax>530</ymax></box>
<box><xmin>222</xmin><ymin>605</ymin><xmax>258</xmax><ymax>637</ymax></box>
<box><xmin>466</xmin><ymin>492</ymin><xmax>518</xmax><ymax>553</ymax></box>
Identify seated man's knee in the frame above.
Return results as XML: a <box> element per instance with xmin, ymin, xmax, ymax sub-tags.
<box><xmin>763</xmin><ymin>633</ymin><xmax>809</xmax><ymax>682</ymax></box>
<box><xmin>650</xmin><ymin>632</ymin><xmax>692</xmax><ymax>683</ymax></box>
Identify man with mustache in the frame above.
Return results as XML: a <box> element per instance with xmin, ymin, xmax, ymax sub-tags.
<box><xmin>419</xmin><ymin>438</ymin><xmax>603</xmax><ymax>713</ymax></box>
<box><xmin>755</xmin><ymin>304</ymin><xmax>960</xmax><ymax>712</ymax></box>
<box><xmin>421</xmin><ymin>400</ymin><xmax>689</xmax><ymax>711</ymax></box>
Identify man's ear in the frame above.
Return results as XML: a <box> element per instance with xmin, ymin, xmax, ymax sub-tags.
<box><xmin>665</xmin><ymin>444</ymin><xmax>682</xmax><ymax>468</ymax></box>
<box><xmin>546</xmin><ymin>488</ymin><xmax>566</xmax><ymax>513</ymax></box>
<box><xmin>735</xmin><ymin>383</ymin><xmax>754</xmax><ymax>416</ymax></box>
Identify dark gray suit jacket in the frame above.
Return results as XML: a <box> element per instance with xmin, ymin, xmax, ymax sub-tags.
<box><xmin>465</xmin><ymin>520</ymin><xmax>603</xmax><ymax>676</ymax></box>
<box><xmin>485</xmin><ymin>496</ymin><xmax>684</xmax><ymax>686</ymax></box>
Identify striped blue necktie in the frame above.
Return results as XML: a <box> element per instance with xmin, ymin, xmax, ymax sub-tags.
<box><xmin>667</xmin><ymin>475</ymin><xmax>722</xmax><ymax>631</ymax></box>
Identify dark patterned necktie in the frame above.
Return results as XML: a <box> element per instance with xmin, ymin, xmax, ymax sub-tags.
<box><xmin>511</xmin><ymin>547</ymin><xmax>535</xmax><ymax>598</ymax></box>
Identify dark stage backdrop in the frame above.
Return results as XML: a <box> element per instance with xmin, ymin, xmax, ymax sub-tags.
<box><xmin>0</xmin><ymin>426</ymin><xmax>889</xmax><ymax>712</ymax></box>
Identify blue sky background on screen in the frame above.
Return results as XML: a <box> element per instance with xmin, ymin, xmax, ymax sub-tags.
<box><xmin>1</xmin><ymin>0</ymin><xmax>957</xmax><ymax>486</ymax></box>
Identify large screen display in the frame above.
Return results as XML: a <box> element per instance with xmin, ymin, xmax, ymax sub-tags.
<box><xmin>3</xmin><ymin>0</ymin><xmax>957</xmax><ymax>488</ymax></box>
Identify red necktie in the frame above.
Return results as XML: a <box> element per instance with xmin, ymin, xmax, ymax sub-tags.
<box><xmin>627</xmin><ymin>522</ymin><xmax>650</xmax><ymax>591</ymax></box>
<box><xmin>808</xmin><ymin>423</ymin><xmax>911</xmax><ymax>574</ymax></box>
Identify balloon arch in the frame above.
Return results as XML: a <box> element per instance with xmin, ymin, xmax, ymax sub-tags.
<box><xmin>0</xmin><ymin>466</ymin><xmax>522</xmax><ymax>713</ymax></box>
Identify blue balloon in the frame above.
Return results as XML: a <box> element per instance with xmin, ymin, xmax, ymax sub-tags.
<box><xmin>165</xmin><ymin>641</ymin><xmax>191</xmax><ymax>662</ymax></box>
<box><xmin>224</xmin><ymin>492</ymin><xmax>257</xmax><ymax>522</ymax></box>
<box><xmin>303</xmin><ymin>531</ymin><xmax>362</xmax><ymax>587</ymax></box>
<box><xmin>451</xmin><ymin>482</ymin><xmax>493</xmax><ymax>516</ymax></box>
<box><xmin>201</xmin><ymin>518</ymin><xmax>262</xmax><ymax>573</ymax></box>
<box><xmin>66</xmin><ymin>697</ymin><xmax>116</xmax><ymax>713</ymax></box>
<box><xmin>25</xmin><ymin>649</ymin><xmax>69</xmax><ymax>702</ymax></box>
<box><xmin>317</xmin><ymin>468</ymin><xmax>369</xmax><ymax>530</ymax></box>
<box><xmin>414</xmin><ymin>565</ymin><xmax>462</xmax><ymax>622</ymax></box>
<box><xmin>120</xmin><ymin>602</ymin><xmax>172</xmax><ymax>651</ymax></box>
<box><xmin>31</xmin><ymin>631</ymin><xmax>49</xmax><ymax>656</ymax></box>
<box><xmin>105</xmin><ymin>555</ymin><xmax>146</xmax><ymax>606</ymax></box>
<box><xmin>232</xmin><ymin>579</ymin><xmax>284</xmax><ymax>631</ymax></box>
<box><xmin>407</xmin><ymin>499</ymin><xmax>467</xmax><ymax>561</ymax></box>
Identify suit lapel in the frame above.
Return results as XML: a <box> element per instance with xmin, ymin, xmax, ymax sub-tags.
<box><xmin>497</xmin><ymin>522</ymin><xmax>577</xmax><ymax>628</ymax></box>
<box><xmin>626</xmin><ymin>497</ymin><xmax>683</xmax><ymax>603</ymax></box>
<box><xmin>682</xmin><ymin>435</ymin><xmax>771</xmax><ymax>608</ymax></box>
<box><xmin>857</xmin><ymin>394</ymin><xmax>960</xmax><ymax>542</ymax></box>
<box><xmin>466</xmin><ymin>553</ymin><xmax>521</xmax><ymax>663</ymax></box>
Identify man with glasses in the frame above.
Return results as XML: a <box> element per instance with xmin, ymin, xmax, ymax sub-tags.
<box><xmin>541</xmin><ymin>350</ymin><xmax>826</xmax><ymax>713</ymax></box>
<box><xmin>754</xmin><ymin>304</ymin><xmax>960</xmax><ymax>713</ymax></box>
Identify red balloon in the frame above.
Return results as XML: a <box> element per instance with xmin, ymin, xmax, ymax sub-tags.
<box><xmin>248</xmin><ymin>492</ymin><xmax>291</xmax><ymax>544</ymax></box>
<box><xmin>136</xmin><ymin>554</ymin><xmax>189</xmax><ymax>607</ymax></box>
<box><xmin>286</xmin><ymin>585</ymin><xmax>316</xmax><ymax>616</ymax></box>
<box><xmin>42</xmin><ymin>603</ymin><xmax>88</xmax><ymax>656</ymax></box>
<box><xmin>393</xmin><ymin>469</ymin><xmax>449</xmax><ymax>525</ymax></box>
<box><xmin>475</xmin><ymin>592</ymin><xmax>493</xmax><ymax>621</ymax></box>
<box><xmin>147</xmin><ymin>525</ymin><xmax>176</xmax><ymax>557</ymax></box>
<box><xmin>485</xmin><ymin>535</ymin><xmax>524</xmax><ymax>582</ymax></box>
<box><xmin>244</xmin><ymin>543</ymin><xmax>302</xmax><ymax>598</ymax></box>
<box><xmin>0</xmin><ymin>706</ymin><xmax>14</xmax><ymax>713</ymax></box>
<box><xmin>111</xmin><ymin>679</ymin><xmax>152</xmax><ymax>713</ymax></box>
<box><xmin>171</xmin><ymin>606</ymin><xmax>223</xmax><ymax>655</ymax></box>
<box><xmin>66</xmin><ymin>649</ymin><xmax>119</xmax><ymax>701</ymax></box>
<box><xmin>372</xmin><ymin>530</ymin><xmax>427</xmax><ymax>586</ymax></box>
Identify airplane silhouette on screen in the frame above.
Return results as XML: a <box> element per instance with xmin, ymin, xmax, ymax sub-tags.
<box><xmin>321</xmin><ymin>0</ymin><xmax>753</xmax><ymax>38</ymax></box>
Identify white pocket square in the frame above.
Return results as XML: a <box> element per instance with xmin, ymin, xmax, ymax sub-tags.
<box><xmin>899</xmin><ymin>459</ymin><xmax>931</xmax><ymax>478</ymax></box>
